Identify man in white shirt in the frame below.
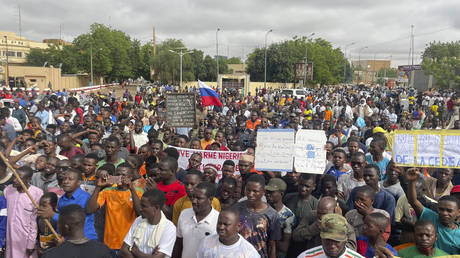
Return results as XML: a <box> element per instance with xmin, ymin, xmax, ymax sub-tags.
<box><xmin>197</xmin><ymin>208</ymin><xmax>260</xmax><ymax>258</ymax></box>
<box><xmin>121</xmin><ymin>189</ymin><xmax>176</xmax><ymax>258</ymax></box>
<box><xmin>131</xmin><ymin>120</ymin><xmax>149</xmax><ymax>149</ymax></box>
<box><xmin>174</xmin><ymin>182</ymin><xmax>219</xmax><ymax>258</ymax></box>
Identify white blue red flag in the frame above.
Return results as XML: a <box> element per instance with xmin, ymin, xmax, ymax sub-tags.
<box><xmin>198</xmin><ymin>80</ymin><xmax>222</xmax><ymax>107</ymax></box>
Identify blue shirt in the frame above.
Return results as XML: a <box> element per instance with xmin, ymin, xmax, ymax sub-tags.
<box><xmin>326</xmin><ymin>166</ymin><xmax>351</xmax><ymax>180</ymax></box>
<box><xmin>357</xmin><ymin>235</ymin><xmax>397</xmax><ymax>258</ymax></box>
<box><xmin>35</xmin><ymin>110</ymin><xmax>50</xmax><ymax>128</ymax></box>
<box><xmin>420</xmin><ymin>207</ymin><xmax>460</xmax><ymax>254</ymax></box>
<box><xmin>347</xmin><ymin>187</ymin><xmax>396</xmax><ymax>223</ymax></box>
<box><xmin>0</xmin><ymin>196</ymin><xmax>6</xmax><ymax>248</ymax></box>
<box><xmin>53</xmin><ymin>188</ymin><xmax>98</xmax><ymax>240</ymax></box>
<box><xmin>365</xmin><ymin>153</ymin><xmax>390</xmax><ymax>180</ymax></box>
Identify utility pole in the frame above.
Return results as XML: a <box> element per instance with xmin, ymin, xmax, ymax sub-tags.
<box><xmin>343</xmin><ymin>42</ymin><xmax>355</xmax><ymax>83</ymax></box>
<box><xmin>90</xmin><ymin>45</ymin><xmax>93</xmax><ymax>85</ymax></box>
<box><xmin>216</xmin><ymin>28</ymin><xmax>220</xmax><ymax>90</ymax></box>
<box><xmin>410</xmin><ymin>25</ymin><xmax>415</xmax><ymax>87</ymax></box>
<box><xmin>358</xmin><ymin>46</ymin><xmax>368</xmax><ymax>83</ymax></box>
<box><xmin>264</xmin><ymin>29</ymin><xmax>272</xmax><ymax>89</ymax></box>
<box><xmin>18</xmin><ymin>5</ymin><xmax>22</xmax><ymax>38</ymax></box>
<box><xmin>303</xmin><ymin>32</ymin><xmax>315</xmax><ymax>88</ymax></box>
<box><xmin>153</xmin><ymin>27</ymin><xmax>156</xmax><ymax>56</ymax></box>
<box><xmin>169</xmin><ymin>48</ymin><xmax>192</xmax><ymax>89</ymax></box>
<box><xmin>4</xmin><ymin>36</ymin><xmax>9</xmax><ymax>86</ymax></box>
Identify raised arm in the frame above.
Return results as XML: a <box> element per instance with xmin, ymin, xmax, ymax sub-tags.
<box><xmin>405</xmin><ymin>168</ymin><xmax>424</xmax><ymax>218</ymax></box>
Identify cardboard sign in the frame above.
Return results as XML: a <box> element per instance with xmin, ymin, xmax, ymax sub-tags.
<box><xmin>254</xmin><ymin>129</ymin><xmax>295</xmax><ymax>171</ymax></box>
<box><xmin>166</xmin><ymin>93</ymin><xmax>196</xmax><ymax>128</ymax></box>
<box><xmin>393</xmin><ymin>130</ymin><xmax>460</xmax><ymax>168</ymax></box>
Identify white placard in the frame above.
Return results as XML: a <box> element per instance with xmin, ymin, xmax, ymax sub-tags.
<box><xmin>254</xmin><ymin>129</ymin><xmax>295</xmax><ymax>171</ymax></box>
<box><xmin>294</xmin><ymin>129</ymin><xmax>327</xmax><ymax>174</ymax></box>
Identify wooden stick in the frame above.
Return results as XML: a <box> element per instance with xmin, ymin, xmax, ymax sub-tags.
<box><xmin>0</xmin><ymin>151</ymin><xmax>61</xmax><ymax>240</ymax></box>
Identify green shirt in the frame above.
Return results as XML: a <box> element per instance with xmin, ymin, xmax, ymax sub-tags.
<box><xmin>398</xmin><ymin>245</ymin><xmax>449</xmax><ymax>258</ymax></box>
<box><xmin>97</xmin><ymin>158</ymin><xmax>126</xmax><ymax>169</ymax></box>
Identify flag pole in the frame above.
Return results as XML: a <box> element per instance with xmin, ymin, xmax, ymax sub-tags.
<box><xmin>0</xmin><ymin>152</ymin><xmax>61</xmax><ymax>240</ymax></box>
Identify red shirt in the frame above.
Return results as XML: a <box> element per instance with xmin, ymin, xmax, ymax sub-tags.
<box><xmin>157</xmin><ymin>180</ymin><xmax>186</xmax><ymax>206</ymax></box>
<box><xmin>59</xmin><ymin>147</ymin><xmax>84</xmax><ymax>159</ymax></box>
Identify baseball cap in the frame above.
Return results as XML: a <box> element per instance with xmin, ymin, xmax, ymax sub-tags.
<box><xmin>372</xmin><ymin>127</ymin><xmax>387</xmax><ymax>134</ymax></box>
<box><xmin>320</xmin><ymin>214</ymin><xmax>348</xmax><ymax>242</ymax></box>
<box><xmin>265</xmin><ymin>178</ymin><xmax>287</xmax><ymax>192</ymax></box>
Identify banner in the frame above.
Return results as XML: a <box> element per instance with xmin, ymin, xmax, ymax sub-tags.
<box><xmin>254</xmin><ymin>129</ymin><xmax>327</xmax><ymax>173</ymax></box>
<box><xmin>295</xmin><ymin>130</ymin><xmax>327</xmax><ymax>174</ymax></box>
<box><xmin>176</xmin><ymin>147</ymin><xmax>246</xmax><ymax>178</ymax></box>
<box><xmin>255</xmin><ymin>129</ymin><xmax>295</xmax><ymax>172</ymax></box>
<box><xmin>393</xmin><ymin>130</ymin><xmax>460</xmax><ymax>168</ymax></box>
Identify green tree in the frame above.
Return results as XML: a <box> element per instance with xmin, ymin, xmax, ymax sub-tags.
<box><xmin>422</xmin><ymin>41</ymin><xmax>460</xmax><ymax>88</ymax></box>
<box><xmin>227</xmin><ymin>57</ymin><xmax>242</xmax><ymax>64</ymax></box>
<box><xmin>246</xmin><ymin>37</ymin><xmax>346</xmax><ymax>85</ymax></box>
<box><xmin>25</xmin><ymin>48</ymin><xmax>49</xmax><ymax>67</ymax></box>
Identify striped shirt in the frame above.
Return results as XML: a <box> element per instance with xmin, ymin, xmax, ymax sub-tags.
<box><xmin>297</xmin><ymin>246</ymin><xmax>364</xmax><ymax>258</ymax></box>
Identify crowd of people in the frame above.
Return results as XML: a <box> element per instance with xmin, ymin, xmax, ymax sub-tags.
<box><xmin>0</xmin><ymin>83</ymin><xmax>458</xmax><ymax>258</ymax></box>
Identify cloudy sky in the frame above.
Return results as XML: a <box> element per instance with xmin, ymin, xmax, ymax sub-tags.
<box><xmin>1</xmin><ymin>0</ymin><xmax>459</xmax><ymax>67</ymax></box>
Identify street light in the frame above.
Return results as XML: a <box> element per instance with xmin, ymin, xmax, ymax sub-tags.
<box><xmin>303</xmin><ymin>32</ymin><xmax>315</xmax><ymax>87</ymax></box>
<box><xmin>358</xmin><ymin>46</ymin><xmax>368</xmax><ymax>82</ymax></box>
<box><xmin>264</xmin><ymin>29</ymin><xmax>273</xmax><ymax>89</ymax></box>
<box><xmin>343</xmin><ymin>42</ymin><xmax>355</xmax><ymax>83</ymax></box>
<box><xmin>169</xmin><ymin>48</ymin><xmax>193</xmax><ymax>89</ymax></box>
<box><xmin>216</xmin><ymin>28</ymin><xmax>220</xmax><ymax>91</ymax></box>
<box><xmin>90</xmin><ymin>46</ymin><xmax>103</xmax><ymax>86</ymax></box>
<box><xmin>4</xmin><ymin>36</ymin><xmax>9</xmax><ymax>86</ymax></box>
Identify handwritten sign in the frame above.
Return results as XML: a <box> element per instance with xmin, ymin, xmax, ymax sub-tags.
<box><xmin>393</xmin><ymin>130</ymin><xmax>460</xmax><ymax>168</ymax></box>
<box><xmin>166</xmin><ymin>93</ymin><xmax>196</xmax><ymax>128</ymax></box>
<box><xmin>255</xmin><ymin>129</ymin><xmax>295</xmax><ymax>171</ymax></box>
<box><xmin>175</xmin><ymin>147</ymin><xmax>246</xmax><ymax>179</ymax></box>
<box><xmin>294</xmin><ymin>129</ymin><xmax>327</xmax><ymax>174</ymax></box>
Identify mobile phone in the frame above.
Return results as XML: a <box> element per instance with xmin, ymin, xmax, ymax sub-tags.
<box><xmin>106</xmin><ymin>176</ymin><xmax>121</xmax><ymax>185</ymax></box>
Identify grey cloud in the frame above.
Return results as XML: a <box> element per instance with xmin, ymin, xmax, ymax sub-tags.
<box><xmin>1</xmin><ymin>0</ymin><xmax>459</xmax><ymax>67</ymax></box>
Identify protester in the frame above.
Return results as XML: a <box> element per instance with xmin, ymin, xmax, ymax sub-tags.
<box><xmin>197</xmin><ymin>208</ymin><xmax>260</xmax><ymax>258</ymax></box>
<box><xmin>398</xmin><ymin>219</ymin><xmax>449</xmax><ymax>257</ymax></box>
<box><xmin>120</xmin><ymin>189</ymin><xmax>176</xmax><ymax>258</ymax></box>
<box><xmin>234</xmin><ymin>174</ymin><xmax>282</xmax><ymax>258</ymax></box>
<box><xmin>4</xmin><ymin>166</ymin><xmax>42</xmax><ymax>258</ymax></box>
<box><xmin>296</xmin><ymin>213</ymin><xmax>363</xmax><ymax>258</ymax></box>
<box><xmin>86</xmin><ymin>162</ymin><xmax>143</xmax><ymax>255</ymax></box>
<box><xmin>41</xmin><ymin>204</ymin><xmax>111</xmax><ymax>258</ymax></box>
<box><xmin>405</xmin><ymin>167</ymin><xmax>460</xmax><ymax>254</ymax></box>
<box><xmin>174</xmin><ymin>182</ymin><xmax>219</xmax><ymax>258</ymax></box>
<box><xmin>265</xmin><ymin>178</ymin><xmax>296</xmax><ymax>257</ymax></box>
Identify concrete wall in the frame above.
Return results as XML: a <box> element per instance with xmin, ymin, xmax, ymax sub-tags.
<box><xmin>7</xmin><ymin>65</ymin><xmax>89</xmax><ymax>91</ymax></box>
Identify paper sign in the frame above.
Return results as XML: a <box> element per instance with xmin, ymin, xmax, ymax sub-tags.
<box><xmin>393</xmin><ymin>133</ymin><xmax>415</xmax><ymax>165</ymax></box>
<box><xmin>254</xmin><ymin>129</ymin><xmax>295</xmax><ymax>171</ymax></box>
<box><xmin>392</xmin><ymin>130</ymin><xmax>460</xmax><ymax>168</ymax></box>
<box><xmin>294</xmin><ymin>129</ymin><xmax>327</xmax><ymax>174</ymax></box>
<box><xmin>442</xmin><ymin>135</ymin><xmax>460</xmax><ymax>167</ymax></box>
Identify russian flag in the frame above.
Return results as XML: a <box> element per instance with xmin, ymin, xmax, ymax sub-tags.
<box><xmin>198</xmin><ymin>80</ymin><xmax>222</xmax><ymax>107</ymax></box>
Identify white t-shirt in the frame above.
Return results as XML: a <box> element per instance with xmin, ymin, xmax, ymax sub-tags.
<box><xmin>197</xmin><ymin>234</ymin><xmax>260</xmax><ymax>258</ymax></box>
<box><xmin>123</xmin><ymin>216</ymin><xmax>177</xmax><ymax>257</ymax></box>
<box><xmin>177</xmin><ymin>208</ymin><xmax>219</xmax><ymax>258</ymax></box>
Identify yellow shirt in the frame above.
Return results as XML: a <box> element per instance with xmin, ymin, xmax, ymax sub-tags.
<box><xmin>200</xmin><ymin>139</ymin><xmax>214</xmax><ymax>150</ymax></box>
<box><xmin>172</xmin><ymin>195</ymin><xmax>221</xmax><ymax>225</ymax></box>
<box><xmin>97</xmin><ymin>187</ymin><xmax>144</xmax><ymax>249</ymax></box>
